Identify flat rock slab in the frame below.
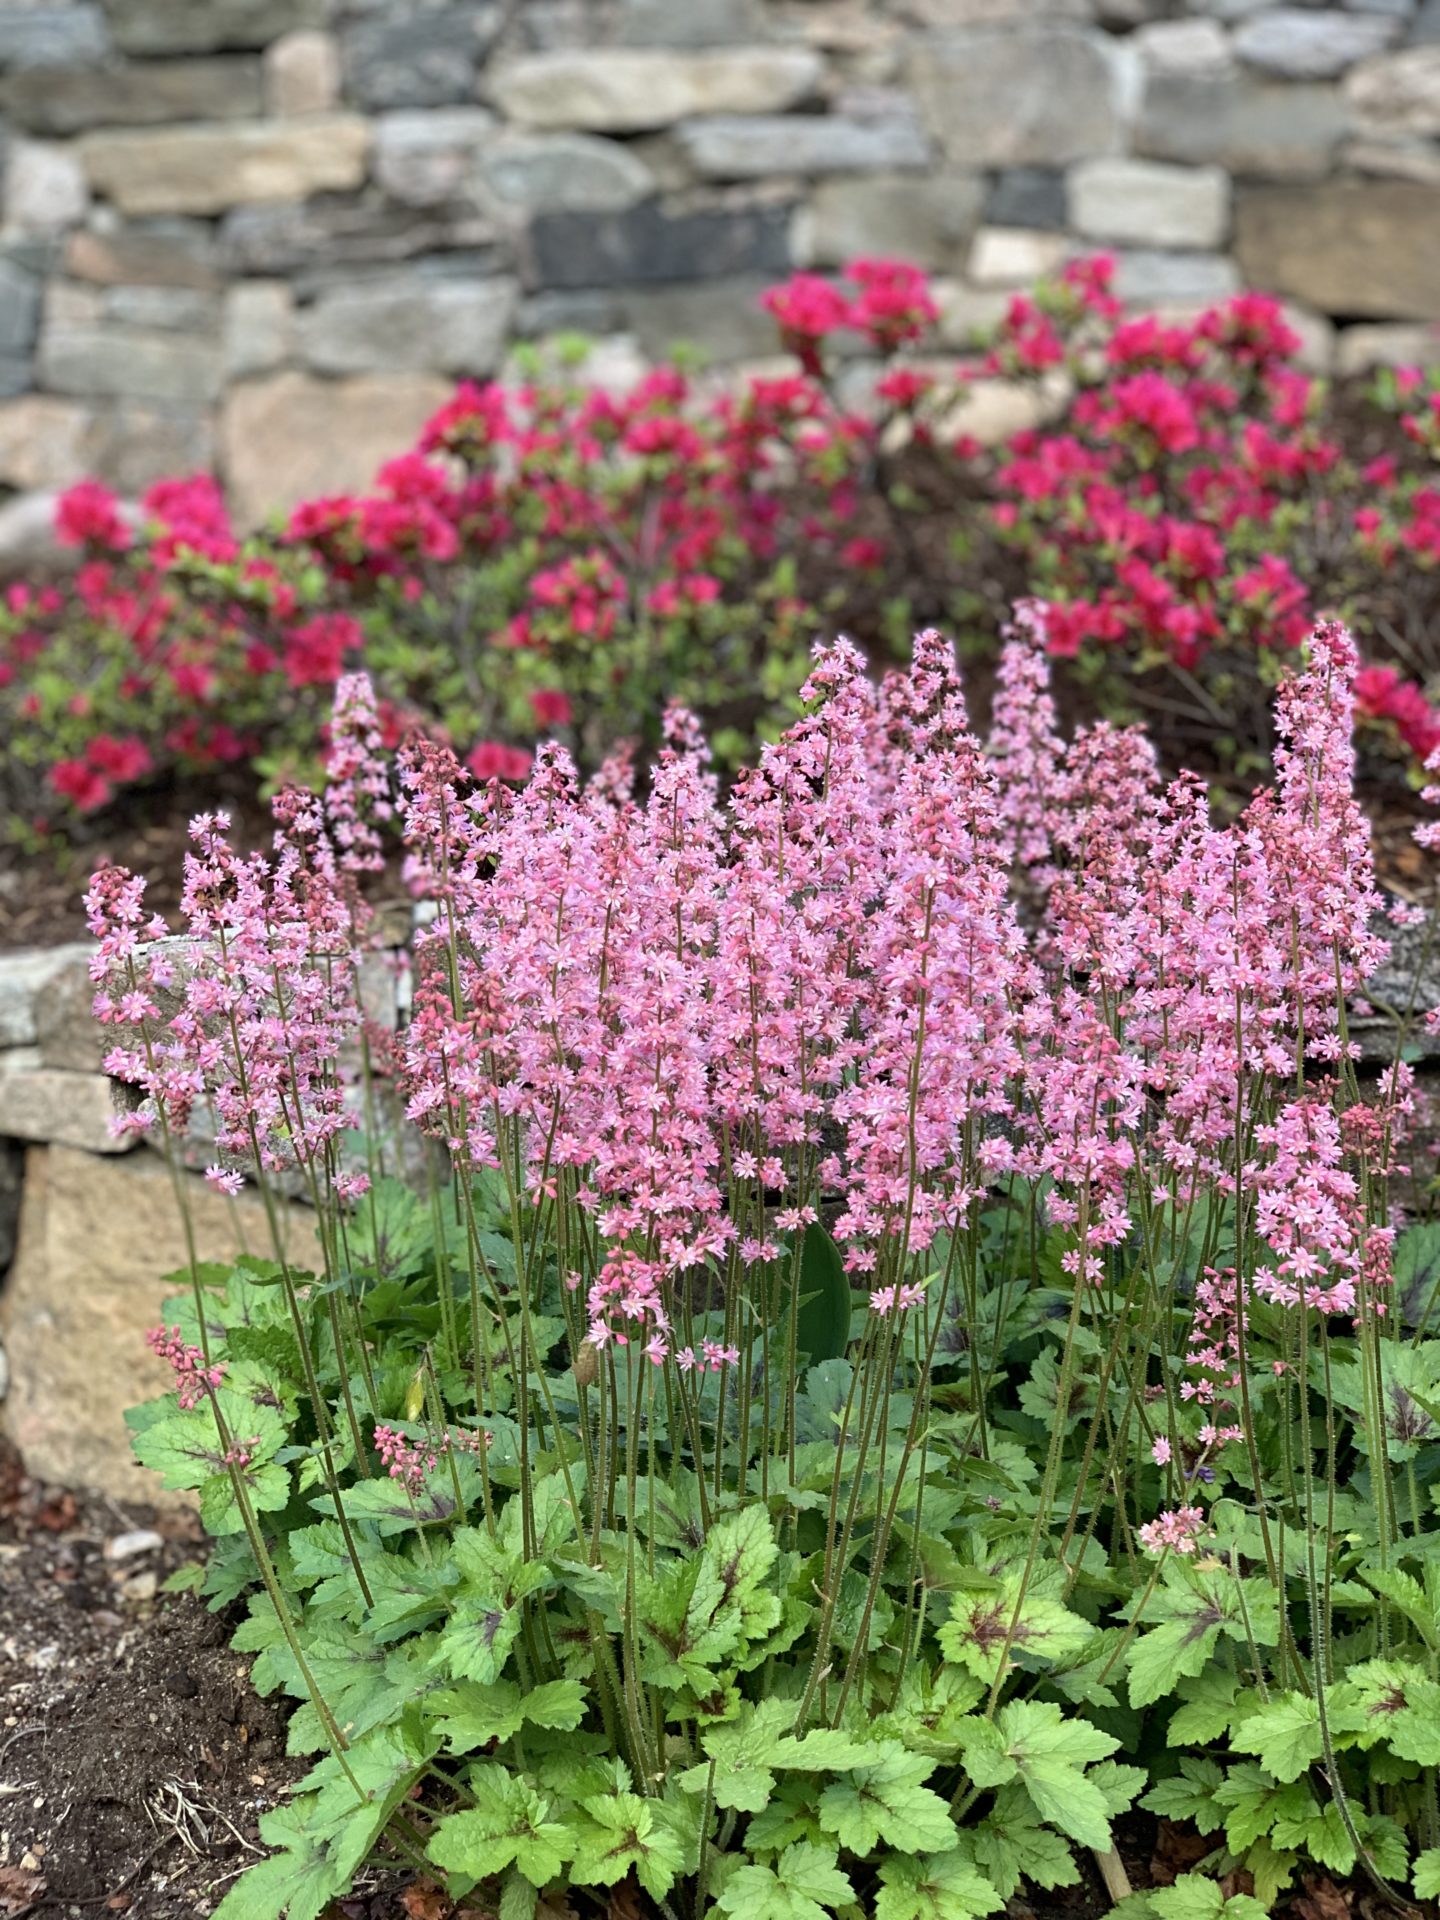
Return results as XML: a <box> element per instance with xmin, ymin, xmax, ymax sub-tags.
<box><xmin>0</xmin><ymin>1143</ymin><xmax>320</xmax><ymax>1499</ymax></box>
<box><xmin>79</xmin><ymin>117</ymin><xmax>371</xmax><ymax>217</ymax></box>
<box><xmin>0</xmin><ymin>944</ymin><xmax>91</xmax><ymax>1049</ymax></box>
<box><xmin>1236</xmin><ymin>179</ymin><xmax>1440</xmax><ymax>319</ymax></box>
<box><xmin>220</xmin><ymin>368</ymin><xmax>452</xmax><ymax>526</ymax></box>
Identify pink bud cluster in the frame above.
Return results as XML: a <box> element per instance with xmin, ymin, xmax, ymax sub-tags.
<box><xmin>147</xmin><ymin>1324</ymin><xmax>224</xmax><ymax>1410</ymax></box>
<box><xmin>373</xmin><ymin>1423</ymin><xmax>491</xmax><ymax>1495</ymax></box>
<box><xmin>1138</xmin><ymin>1505</ymin><xmax>1208</xmax><ymax>1557</ymax></box>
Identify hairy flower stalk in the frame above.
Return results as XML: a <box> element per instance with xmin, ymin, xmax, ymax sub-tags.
<box><xmin>113</xmin><ymin>626</ymin><xmax>1436</xmax><ymax>1915</ymax></box>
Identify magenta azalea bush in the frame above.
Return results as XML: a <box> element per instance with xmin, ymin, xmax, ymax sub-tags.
<box><xmin>8</xmin><ymin>255</ymin><xmax>1440</xmax><ymax>845</ymax></box>
<box><xmin>103</xmin><ymin>621</ymin><xmax>1440</xmax><ymax>1919</ymax></box>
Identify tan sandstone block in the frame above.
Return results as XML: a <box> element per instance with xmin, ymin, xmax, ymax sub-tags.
<box><xmin>220</xmin><ymin>368</ymin><xmax>450</xmax><ymax>526</ymax></box>
<box><xmin>0</xmin><ymin>1145</ymin><xmax>320</xmax><ymax>1499</ymax></box>
<box><xmin>79</xmin><ymin>116</ymin><xmax>370</xmax><ymax>216</ymax></box>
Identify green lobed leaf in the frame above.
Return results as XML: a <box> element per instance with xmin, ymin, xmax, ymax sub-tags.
<box><xmin>938</xmin><ymin>1578</ymin><xmax>1092</xmax><ymax>1684</ymax></box>
<box><xmin>1227</xmin><ymin>1690</ymin><xmax>1324</xmax><ymax>1784</ymax></box>
<box><xmin>966</xmin><ymin>1787</ymin><xmax>1082</xmax><ymax>1898</ymax></box>
<box><xmin>1141</xmin><ymin>1758</ymin><xmax>1225</xmax><ymax>1834</ymax></box>
<box><xmin>817</xmin><ymin>1747</ymin><xmax>957</xmax><ymax>1855</ymax></box>
<box><xmin>716</xmin><ymin>1842</ymin><xmax>855</xmax><ymax>1920</ymax></box>
<box><xmin>427</xmin><ymin>1764</ymin><xmax>572</xmax><ymax>1888</ymax></box>
<box><xmin>958</xmin><ymin>1701</ymin><xmax>1118</xmax><ymax>1851</ymax></box>
<box><xmin>1346</xmin><ymin>1657</ymin><xmax>1440</xmax><ymax>1765</ymax></box>
<box><xmin>569</xmin><ymin>1790</ymin><xmax>690</xmax><ymax>1901</ymax></box>
<box><xmin>1150</xmin><ymin>1875</ymin><xmax>1267</xmax><ymax>1920</ymax></box>
<box><xmin>1414</xmin><ymin>1848</ymin><xmax>1440</xmax><ymax>1900</ymax></box>
<box><xmin>875</xmin><ymin>1849</ymin><xmax>1006</xmax><ymax>1920</ymax></box>
<box><xmin>683</xmin><ymin>1699</ymin><xmax>793</xmax><ymax>1814</ymax></box>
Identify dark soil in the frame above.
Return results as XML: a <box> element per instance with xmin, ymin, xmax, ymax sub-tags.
<box><xmin>0</xmin><ymin>1435</ymin><xmax>298</xmax><ymax>1920</ymax></box>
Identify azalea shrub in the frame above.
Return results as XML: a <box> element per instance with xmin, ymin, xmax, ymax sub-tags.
<box><xmin>8</xmin><ymin>255</ymin><xmax>1440</xmax><ymax>844</ymax></box>
<box><xmin>107</xmin><ymin>625</ymin><xmax>1440</xmax><ymax>1919</ymax></box>
<box><xmin>960</xmin><ymin>271</ymin><xmax>1440</xmax><ymax>774</ymax></box>
<box><xmin>3</xmin><ymin>265</ymin><xmax>942</xmax><ymax>835</ymax></box>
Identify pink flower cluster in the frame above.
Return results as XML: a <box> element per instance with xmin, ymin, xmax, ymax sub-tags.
<box><xmin>99</xmin><ymin>615</ymin><xmax>1411</xmax><ymax>1434</ymax></box>
<box><xmin>1138</xmin><ymin>1505</ymin><xmax>1208</xmax><ymax>1557</ymax></box>
<box><xmin>968</xmin><ymin>262</ymin><xmax>1440</xmax><ymax>758</ymax></box>
<box><xmin>761</xmin><ymin>258</ymin><xmax>938</xmax><ymax>373</ymax></box>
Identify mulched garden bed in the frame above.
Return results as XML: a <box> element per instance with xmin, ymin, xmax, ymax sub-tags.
<box><xmin>0</xmin><ymin>1435</ymin><xmax>296</xmax><ymax>1920</ymax></box>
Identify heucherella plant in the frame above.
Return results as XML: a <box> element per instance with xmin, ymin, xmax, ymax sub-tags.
<box><xmin>106</xmin><ymin>633</ymin><xmax>1440</xmax><ymax>1919</ymax></box>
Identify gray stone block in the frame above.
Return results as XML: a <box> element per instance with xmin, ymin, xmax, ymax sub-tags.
<box><xmin>1134</xmin><ymin>18</ymin><xmax>1235</xmax><ymax>77</ymax></box>
<box><xmin>1233</xmin><ymin>8</ymin><xmax>1399</xmax><ymax>78</ymax></box>
<box><xmin>516</xmin><ymin>288</ymin><xmax>629</xmax><ymax>337</ymax></box>
<box><xmin>373</xmin><ymin>107</ymin><xmax>498</xmax><ymax>206</ymax></box>
<box><xmin>106</xmin><ymin>0</ymin><xmax>326</xmax><ymax>55</ymax></box>
<box><xmin>909</xmin><ymin>26</ymin><xmax>1126</xmax><ymax>167</ymax></box>
<box><xmin>342</xmin><ymin>5</ymin><xmax>502</xmax><ymax>109</ymax></box>
<box><xmin>1110</xmin><ymin>249</ymin><xmax>1241</xmax><ymax>306</ymax></box>
<box><xmin>3</xmin><ymin>138</ymin><xmax>87</xmax><ymax>236</ymax></box>
<box><xmin>479</xmin><ymin>134</ymin><xmax>657</xmax><ymax>215</ymax></box>
<box><xmin>984</xmin><ymin>168</ymin><xmax>1068</xmax><ymax>232</ymax></box>
<box><xmin>102</xmin><ymin>284</ymin><xmax>221</xmax><ymax>332</ymax></box>
<box><xmin>0</xmin><ymin>1052</ymin><xmax>137</xmax><ymax>1154</ymax></box>
<box><xmin>1346</xmin><ymin>46</ymin><xmax>1440</xmax><ymax>137</ymax></box>
<box><xmin>0</xmin><ymin>491</ymin><xmax>69</xmax><ymax>564</ymax></box>
<box><xmin>621</xmin><ymin>275</ymin><xmax>779</xmax><ymax>362</ymax></box>
<box><xmin>796</xmin><ymin>171</ymin><xmax>985</xmax><ymax>269</ymax></box>
<box><xmin>0</xmin><ymin>945</ymin><xmax>88</xmax><ymax>1050</ymax></box>
<box><xmin>1071</xmin><ymin>159</ymin><xmax>1230</xmax><ymax>250</ymax></box>
<box><xmin>0</xmin><ymin>257</ymin><xmax>42</xmax><ymax>356</ymax></box>
<box><xmin>677</xmin><ymin>111</ymin><xmax>930</xmax><ymax>180</ymax></box>
<box><xmin>220</xmin><ymin>196</ymin><xmax>498</xmax><ymax>276</ymax></box>
<box><xmin>0</xmin><ymin>7</ymin><xmax>108</xmax><ymax>70</ymax></box>
<box><xmin>297</xmin><ymin>271</ymin><xmax>519</xmax><ymax>376</ymax></box>
<box><xmin>222</xmin><ymin>280</ymin><xmax>293</xmax><ymax>378</ymax></box>
<box><xmin>38</xmin><ymin>319</ymin><xmax>223</xmax><ymax>402</ymax></box>
<box><xmin>530</xmin><ymin>197</ymin><xmax>794</xmax><ymax>290</ymax></box>
<box><xmin>489</xmin><ymin>48</ymin><xmax>823</xmax><ymax>133</ymax></box>
<box><xmin>65</xmin><ymin>220</ymin><xmax>220</xmax><ymax>289</ymax></box>
<box><xmin>0</xmin><ymin>57</ymin><xmax>263</xmax><ymax>134</ymax></box>
<box><xmin>31</xmin><ymin>947</ymin><xmax>102</xmax><ymax>1071</ymax></box>
<box><xmin>1137</xmin><ymin>71</ymin><xmax>1350</xmax><ymax>178</ymax></box>
<box><xmin>83</xmin><ymin>401</ymin><xmax>215</xmax><ymax>494</ymax></box>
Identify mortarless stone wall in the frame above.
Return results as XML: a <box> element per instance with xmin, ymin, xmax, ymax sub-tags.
<box><xmin>0</xmin><ymin>0</ymin><xmax>1437</xmax><ymax>534</ymax></box>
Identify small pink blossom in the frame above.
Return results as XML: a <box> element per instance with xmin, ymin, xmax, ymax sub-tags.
<box><xmin>1138</xmin><ymin>1505</ymin><xmax>1208</xmax><ymax>1556</ymax></box>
